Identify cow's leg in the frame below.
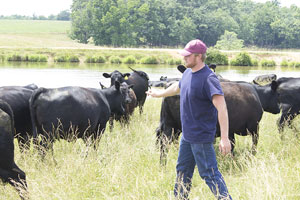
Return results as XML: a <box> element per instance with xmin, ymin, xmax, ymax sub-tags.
<box><xmin>251</xmin><ymin>126</ymin><xmax>259</xmax><ymax>155</ymax></box>
<box><xmin>119</xmin><ymin>114</ymin><xmax>130</xmax><ymax>127</ymax></box>
<box><xmin>109</xmin><ymin>117</ymin><xmax>114</xmax><ymax>132</ymax></box>
<box><xmin>159</xmin><ymin>127</ymin><xmax>172</xmax><ymax>166</ymax></box>
<box><xmin>37</xmin><ymin>127</ymin><xmax>55</xmax><ymax>160</ymax></box>
<box><xmin>0</xmin><ymin>164</ymin><xmax>27</xmax><ymax>200</ymax></box>
<box><xmin>173</xmin><ymin>129</ymin><xmax>181</xmax><ymax>145</ymax></box>
<box><xmin>229</xmin><ymin>133</ymin><xmax>235</xmax><ymax>155</ymax></box>
<box><xmin>138</xmin><ymin>104</ymin><xmax>143</xmax><ymax>115</ymax></box>
<box><xmin>278</xmin><ymin>106</ymin><xmax>295</xmax><ymax>134</ymax></box>
<box><xmin>90</xmin><ymin>123</ymin><xmax>105</xmax><ymax>149</ymax></box>
<box><xmin>138</xmin><ymin>97</ymin><xmax>146</xmax><ymax>115</ymax></box>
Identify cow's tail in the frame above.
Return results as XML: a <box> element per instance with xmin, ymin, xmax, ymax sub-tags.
<box><xmin>128</xmin><ymin>66</ymin><xmax>149</xmax><ymax>81</ymax></box>
<box><xmin>29</xmin><ymin>87</ymin><xmax>46</xmax><ymax>140</ymax></box>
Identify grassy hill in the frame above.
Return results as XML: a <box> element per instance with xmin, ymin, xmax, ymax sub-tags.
<box><xmin>0</xmin><ymin>20</ymin><xmax>97</xmax><ymax>48</ymax></box>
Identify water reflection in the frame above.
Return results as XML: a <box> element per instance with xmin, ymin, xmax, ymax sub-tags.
<box><xmin>216</xmin><ymin>65</ymin><xmax>300</xmax><ymax>82</ymax></box>
<box><xmin>1</xmin><ymin>62</ymin><xmax>300</xmax><ymax>88</ymax></box>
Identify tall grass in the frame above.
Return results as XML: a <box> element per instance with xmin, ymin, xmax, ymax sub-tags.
<box><xmin>2</xmin><ymin>98</ymin><xmax>300</xmax><ymax>199</ymax></box>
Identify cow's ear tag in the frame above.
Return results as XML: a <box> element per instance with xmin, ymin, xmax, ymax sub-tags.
<box><xmin>124</xmin><ymin>76</ymin><xmax>128</xmax><ymax>80</ymax></box>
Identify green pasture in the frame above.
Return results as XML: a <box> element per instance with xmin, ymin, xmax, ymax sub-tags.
<box><xmin>1</xmin><ymin>98</ymin><xmax>300</xmax><ymax>200</ymax></box>
<box><xmin>0</xmin><ymin>19</ymin><xmax>96</xmax><ymax>48</ymax></box>
<box><xmin>0</xmin><ymin>20</ymin><xmax>70</xmax><ymax>34</ymax></box>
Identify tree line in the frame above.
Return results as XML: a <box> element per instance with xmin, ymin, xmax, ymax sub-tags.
<box><xmin>70</xmin><ymin>0</ymin><xmax>300</xmax><ymax>49</ymax></box>
<box><xmin>0</xmin><ymin>10</ymin><xmax>71</xmax><ymax>21</ymax></box>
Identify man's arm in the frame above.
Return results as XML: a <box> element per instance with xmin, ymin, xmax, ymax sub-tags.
<box><xmin>212</xmin><ymin>94</ymin><xmax>231</xmax><ymax>155</ymax></box>
<box><xmin>146</xmin><ymin>82</ymin><xmax>180</xmax><ymax>98</ymax></box>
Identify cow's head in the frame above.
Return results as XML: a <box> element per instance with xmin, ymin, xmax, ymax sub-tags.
<box><xmin>103</xmin><ymin>70</ymin><xmax>131</xmax><ymax>86</ymax></box>
<box><xmin>111</xmin><ymin>81</ymin><xmax>133</xmax><ymax>116</ymax></box>
<box><xmin>253</xmin><ymin>80</ymin><xmax>280</xmax><ymax>114</ymax></box>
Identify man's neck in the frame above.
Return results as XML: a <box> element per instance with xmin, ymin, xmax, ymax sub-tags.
<box><xmin>191</xmin><ymin>62</ymin><xmax>205</xmax><ymax>72</ymax></box>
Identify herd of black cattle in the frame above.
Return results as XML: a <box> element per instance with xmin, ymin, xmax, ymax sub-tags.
<box><xmin>1</xmin><ymin>65</ymin><xmax>300</xmax><ymax>199</ymax></box>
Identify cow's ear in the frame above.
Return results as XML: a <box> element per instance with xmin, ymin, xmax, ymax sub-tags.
<box><xmin>271</xmin><ymin>80</ymin><xmax>278</xmax><ymax>91</ymax></box>
<box><xmin>103</xmin><ymin>73</ymin><xmax>111</xmax><ymax>78</ymax></box>
<box><xmin>115</xmin><ymin>81</ymin><xmax>120</xmax><ymax>90</ymax></box>
<box><xmin>160</xmin><ymin>76</ymin><xmax>167</xmax><ymax>81</ymax></box>
<box><xmin>128</xmin><ymin>84</ymin><xmax>134</xmax><ymax>89</ymax></box>
<box><xmin>209</xmin><ymin>64</ymin><xmax>216</xmax><ymax>72</ymax></box>
<box><xmin>253</xmin><ymin>79</ymin><xmax>259</xmax><ymax>85</ymax></box>
<box><xmin>177</xmin><ymin>65</ymin><xmax>186</xmax><ymax>73</ymax></box>
<box><xmin>123</xmin><ymin>73</ymin><xmax>131</xmax><ymax>78</ymax></box>
<box><xmin>99</xmin><ymin>82</ymin><xmax>106</xmax><ymax>89</ymax></box>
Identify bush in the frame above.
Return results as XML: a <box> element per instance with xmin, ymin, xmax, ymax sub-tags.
<box><xmin>39</xmin><ymin>55</ymin><xmax>48</xmax><ymax>62</ymax></box>
<box><xmin>123</xmin><ymin>56</ymin><xmax>137</xmax><ymax>64</ymax></box>
<box><xmin>287</xmin><ymin>61</ymin><xmax>300</xmax><ymax>67</ymax></box>
<box><xmin>54</xmin><ymin>55</ymin><xmax>68</xmax><ymax>62</ymax></box>
<box><xmin>166</xmin><ymin>58</ymin><xmax>182</xmax><ymax>65</ymax></box>
<box><xmin>252</xmin><ymin>59</ymin><xmax>259</xmax><ymax>66</ymax></box>
<box><xmin>288</xmin><ymin>62</ymin><xmax>296</xmax><ymax>67</ymax></box>
<box><xmin>214</xmin><ymin>30</ymin><xmax>244</xmax><ymax>50</ymax></box>
<box><xmin>109</xmin><ymin>56</ymin><xmax>122</xmax><ymax>64</ymax></box>
<box><xmin>7</xmin><ymin>54</ymin><xmax>24</xmax><ymax>62</ymax></box>
<box><xmin>85</xmin><ymin>56</ymin><xmax>96</xmax><ymax>63</ymax></box>
<box><xmin>294</xmin><ymin>62</ymin><xmax>300</xmax><ymax>67</ymax></box>
<box><xmin>206</xmin><ymin>48</ymin><xmax>228</xmax><ymax>65</ymax></box>
<box><xmin>0</xmin><ymin>54</ymin><xmax>5</xmax><ymax>62</ymax></box>
<box><xmin>280</xmin><ymin>60</ymin><xmax>289</xmax><ymax>66</ymax></box>
<box><xmin>230</xmin><ymin>52</ymin><xmax>253</xmax><ymax>66</ymax></box>
<box><xmin>68</xmin><ymin>55</ymin><xmax>80</xmax><ymax>62</ymax></box>
<box><xmin>28</xmin><ymin>55</ymin><xmax>40</xmax><ymax>62</ymax></box>
<box><xmin>260</xmin><ymin>59</ymin><xmax>276</xmax><ymax>67</ymax></box>
<box><xmin>140</xmin><ymin>56</ymin><xmax>159</xmax><ymax>64</ymax></box>
<box><xmin>94</xmin><ymin>55</ymin><xmax>106</xmax><ymax>63</ymax></box>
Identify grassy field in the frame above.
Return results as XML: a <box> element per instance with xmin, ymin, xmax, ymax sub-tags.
<box><xmin>1</xmin><ymin>98</ymin><xmax>300</xmax><ymax>200</ymax></box>
<box><xmin>0</xmin><ymin>20</ymin><xmax>97</xmax><ymax>48</ymax></box>
<box><xmin>0</xmin><ymin>19</ymin><xmax>299</xmax><ymax>65</ymax></box>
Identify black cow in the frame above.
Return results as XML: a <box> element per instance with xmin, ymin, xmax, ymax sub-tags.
<box><xmin>0</xmin><ymin>84</ymin><xmax>38</xmax><ymax>151</ymax></box>
<box><xmin>149</xmin><ymin>80</ymin><xmax>168</xmax><ymax>88</ymax></box>
<box><xmin>149</xmin><ymin>76</ymin><xmax>181</xmax><ymax>88</ymax></box>
<box><xmin>156</xmin><ymin>80</ymin><xmax>280</xmax><ymax>164</ymax></box>
<box><xmin>30</xmin><ymin>82</ymin><xmax>132</xmax><ymax>151</ymax></box>
<box><xmin>103</xmin><ymin>67</ymin><xmax>149</xmax><ymax>114</ymax></box>
<box><xmin>99</xmin><ymin>81</ymin><xmax>137</xmax><ymax>129</ymax></box>
<box><xmin>0</xmin><ymin>100</ymin><xmax>27</xmax><ymax>199</ymax></box>
<box><xmin>271</xmin><ymin>77</ymin><xmax>300</xmax><ymax>132</ymax></box>
<box><xmin>160</xmin><ymin>76</ymin><xmax>181</xmax><ymax>82</ymax></box>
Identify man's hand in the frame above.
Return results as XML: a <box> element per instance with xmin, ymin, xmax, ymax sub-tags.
<box><xmin>146</xmin><ymin>82</ymin><xmax>180</xmax><ymax>98</ymax></box>
<box><xmin>146</xmin><ymin>89</ymin><xmax>161</xmax><ymax>98</ymax></box>
<box><xmin>219</xmin><ymin>138</ymin><xmax>231</xmax><ymax>155</ymax></box>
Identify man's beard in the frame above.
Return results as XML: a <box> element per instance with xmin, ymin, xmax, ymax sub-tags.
<box><xmin>185</xmin><ymin>60</ymin><xmax>196</xmax><ymax>68</ymax></box>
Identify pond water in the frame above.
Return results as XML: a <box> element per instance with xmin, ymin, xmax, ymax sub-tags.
<box><xmin>1</xmin><ymin>62</ymin><xmax>300</xmax><ymax>88</ymax></box>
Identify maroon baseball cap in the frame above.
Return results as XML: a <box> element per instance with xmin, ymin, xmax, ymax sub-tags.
<box><xmin>179</xmin><ymin>39</ymin><xmax>207</xmax><ymax>56</ymax></box>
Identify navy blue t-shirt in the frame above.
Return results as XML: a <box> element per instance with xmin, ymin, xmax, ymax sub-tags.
<box><xmin>179</xmin><ymin>65</ymin><xmax>224</xmax><ymax>143</ymax></box>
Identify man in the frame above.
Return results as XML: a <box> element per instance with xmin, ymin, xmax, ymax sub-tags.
<box><xmin>146</xmin><ymin>39</ymin><xmax>232</xmax><ymax>199</ymax></box>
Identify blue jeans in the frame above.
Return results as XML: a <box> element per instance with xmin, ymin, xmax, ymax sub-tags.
<box><xmin>174</xmin><ymin>138</ymin><xmax>232</xmax><ymax>200</ymax></box>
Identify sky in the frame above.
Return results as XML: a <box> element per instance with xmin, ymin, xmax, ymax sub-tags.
<box><xmin>0</xmin><ymin>0</ymin><xmax>299</xmax><ymax>17</ymax></box>
<box><xmin>251</xmin><ymin>0</ymin><xmax>300</xmax><ymax>7</ymax></box>
<box><xmin>0</xmin><ymin>0</ymin><xmax>73</xmax><ymax>16</ymax></box>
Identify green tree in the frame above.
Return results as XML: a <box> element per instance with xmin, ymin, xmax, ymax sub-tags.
<box><xmin>252</xmin><ymin>1</ymin><xmax>280</xmax><ymax>47</ymax></box>
<box><xmin>57</xmin><ymin>10</ymin><xmax>71</xmax><ymax>21</ymax></box>
<box><xmin>215</xmin><ymin>30</ymin><xmax>244</xmax><ymax>50</ymax></box>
